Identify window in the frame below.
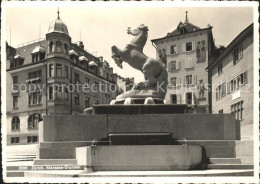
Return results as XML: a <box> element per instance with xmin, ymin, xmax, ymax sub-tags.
<box><xmin>185</xmin><ymin>75</ymin><xmax>192</xmax><ymax>85</ymax></box>
<box><xmin>185</xmin><ymin>58</ymin><xmax>193</xmax><ymax>68</ymax></box>
<box><xmin>227</xmin><ymin>71</ymin><xmax>247</xmax><ymax>94</ymax></box>
<box><xmin>13</xmin><ymin>95</ymin><xmax>18</xmax><ymax>108</ymax></box>
<box><xmin>28</xmin><ymin>92</ymin><xmax>42</xmax><ymax>105</ymax></box>
<box><xmin>219</xmin><ymin>109</ymin><xmax>223</xmax><ymax>114</ymax></box>
<box><xmin>32</xmin><ymin>54</ymin><xmax>39</xmax><ymax>63</ymax></box>
<box><xmin>186</xmin><ymin>92</ymin><xmax>193</xmax><ymax>105</ymax></box>
<box><xmin>11</xmin><ymin>137</ymin><xmax>19</xmax><ymax>144</ymax></box>
<box><xmin>27</xmin><ymin>136</ymin><xmax>38</xmax><ymax>143</ymax></box>
<box><xmin>171</xmin><ymin>94</ymin><xmax>177</xmax><ymax>104</ymax></box>
<box><xmin>49</xmin><ymin>64</ymin><xmax>54</xmax><ymax>77</ymax></box>
<box><xmin>216</xmin><ymin>83</ymin><xmax>226</xmax><ymax>100</ymax></box>
<box><xmin>94</xmin><ymin>82</ymin><xmax>99</xmax><ymax>92</ymax></box>
<box><xmin>186</xmin><ymin>42</ymin><xmax>192</xmax><ymax>51</ymax></box>
<box><xmin>64</xmin><ymin>87</ymin><xmax>68</xmax><ymax>100</ymax></box>
<box><xmin>170</xmin><ymin>77</ymin><xmax>177</xmax><ymax>87</ymax></box>
<box><xmin>13</xmin><ymin>76</ymin><xmax>18</xmax><ymax>85</ymax></box>
<box><xmin>218</xmin><ymin>63</ymin><xmax>223</xmax><ymax>75</ymax></box>
<box><xmin>56</xmin><ymin>64</ymin><xmax>62</xmax><ymax>77</ymax></box>
<box><xmin>49</xmin><ymin>87</ymin><xmax>53</xmax><ymax>100</ymax></box>
<box><xmin>28</xmin><ymin>114</ymin><xmax>42</xmax><ymax>129</ymax></box>
<box><xmin>169</xmin><ymin>60</ymin><xmax>181</xmax><ymax>71</ymax></box>
<box><xmin>233</xmin><ymin>43</ymin><xmax>243</xmax><ymax>64</ymax></box>
<box><xmin>85</xmin><ymin>97</ymin><xmax>90</xmax><ymax>108</ymax></box>
<box><xmin>56</xmin><ymin>41</ymin><xmax>62</xmax><ymax>53</ymax></box>
<box><xmin>56</xmin><ymin>86</ymin><xmax>62</xmax><ymax>100</ymax></box>
<box><xmin>49</xmin><ymin>41</ymin><xmax>53</xmax><ymax>53</ymax></box>
<box><xmin>28</xmin><ymin>70</ymin><xmax>42</xmax><ymax>83</ymax></box>
<box><xmin>74</xmin><ymin>94</ymin><xmax>80</xmax><ymax>106</ymax></box>
<box><xmin>64</xmin><ymin>44</ymin><xmax>68</xmax><ymax>55</ymax></box>
<box><xmin>12</xmin><ymin>116</ymin><xmax>20</xmax><ymax>130</ymax></box>
<box><xmin>169</xmin><ymin>61</ymin><xmax>176</xmax><ymax>71</ymax></box>
<box><xmin>85</xmin><ymin>78</ymin><xmax>90</xmax><ymax>86</ymax></box>
<box><xmin>64</xmin><ymin>66</ymin><xmax>69</xmax><ymax>78</ymax></box>
<box><xmin>105</xmin><ymin>93</ymin><xmax>111</xmax><ymax>104</ymax></box>
<box><xmin>231</xmin><ymin>101</ymin><xmax>243</xmax><ymax>120</ymax></box>
<box><xmin>74</xmin><ymin>73</ymin><xmax>80</xmax><ymax>84</ymax></box>
<box><xmin>170</xmin><ymin>45</ymin><xmax>178</xmax><ymax>55</ymax></box>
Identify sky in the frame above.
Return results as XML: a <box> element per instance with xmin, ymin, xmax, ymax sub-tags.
<box><xmin>4</xmin><ymin>3</ymin><xmax>255</xmax><ymax>83</ymax></box>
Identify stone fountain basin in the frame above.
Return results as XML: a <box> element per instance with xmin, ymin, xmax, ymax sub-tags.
<box><xmin>76</xmin><ymin>145</ymin><xmax>203</xmax><ymax>171</ymax></box>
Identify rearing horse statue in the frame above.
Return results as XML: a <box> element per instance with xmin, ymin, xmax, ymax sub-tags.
<box><xmin>111</xmin><ymin>24</ymin><xmax>168</xmax><ymax>100</ymax></box>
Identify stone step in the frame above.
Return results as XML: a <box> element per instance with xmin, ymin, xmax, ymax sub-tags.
<box><xmin>23</xmin><ymin>169</ymin><xmax>254</xmax><ymax>177</ymax></box>
<box><xmin>38</xmin><ymin>147</ymin><xmax>75</xmax><ymax>159</ymax></box>
<box><xmin>34</xmin><ymin>159</ymin><xmax>78</xmax><ymax>165</ymax></box>
<box><xmin>206</xmin><ymin>146</ymin><xmax>235</xmax><ymax>158</ymax></box>
<box><xmin>210</xmin><ymin>158</ymin><xmax>241</xmax><ymax>164</ymax></box>
<box><xmin>178</xmin><ymin>140</ymin><xmax>236</xmax><ymax>146</ymax></box>
<box><xmin>208</xmin><ymin>164</ymin><xmax>254</xmax><ymax>169</ymax></box>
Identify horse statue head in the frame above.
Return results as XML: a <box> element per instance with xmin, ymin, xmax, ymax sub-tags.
<box><xmin>127</xmin><ymin>24</ymin><xmax>149</xmax><ymax>36</ymax></box>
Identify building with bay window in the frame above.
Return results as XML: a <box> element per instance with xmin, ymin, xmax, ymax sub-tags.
<box><xmin>6</xmin><ymin>12</ymin><xmax>129</xmax><ymax>145</ymax></box>
<box><xmin>151</xmin><ymin>12</ymin><xmax>216</xmax><ymax>113</ymax></box>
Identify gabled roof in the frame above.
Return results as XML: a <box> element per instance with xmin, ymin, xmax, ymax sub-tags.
<box><xmin>207</xmin><ymin>23</ymin><xmax>253</xmax><ymax>70</ymax></box>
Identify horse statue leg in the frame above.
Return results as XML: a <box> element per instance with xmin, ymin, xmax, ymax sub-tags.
<box><xmin>111</xmin><ymin>45</ymin><xmax>124</xmax><ymax>69</ymax></box>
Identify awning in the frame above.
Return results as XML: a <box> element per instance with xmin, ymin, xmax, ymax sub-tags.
<box><xmin>69</xmin><ymin>50</ymin><xmax>78</xmax><ymax>56</ymax></box>
<box><xmin>32</xmin><ymin>45</ymin><xmax>46</xmax><ymax>54</ymax></box>
<box><xmin>25</xmin><ymin>77</ymin><xmax>41</xmax><ymax>83</ymax></box>
<box><xmin>89</xmin><ymin>61</ymin><xmax>98</xmax><ymax>67</ymax></box>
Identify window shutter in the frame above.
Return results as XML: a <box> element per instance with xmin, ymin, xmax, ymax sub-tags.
<box><xmin>244</xmin><ymin>71</ymin><xmax>248</xmax><ymax>83</ymax></box>
<box><xmin>222</xmin><ymin>83</ymin><xmax>225</xmax><ymax>97</ymax></box>
<box><xmin>183</xmin><ymin>76</ymin><xmax>186</xmax><ymax>85</ymax></box>
<box><xmin>167</xmin><ymin>46</ymin><xmax>171</xmax><ymax>55</ymax></box>
<box><xmin>190</xmin><ymin>58</ymin><xmax>193</xmax><ymax>68</ymax></box>
<box><xmin>177</xmin><ymin>94</ymin><xmax>181</xmax><ymax>104</ymax></box>
<box><xmin>240</xmin><ymin>43</ymin><xmax>243</xmax><ymax>59</ymax></box>
<box><xmin>191</xmin><ymin>92</ymin><xmax>194</xmax><ymax>105</ymax></box>
<box><xmin>182</xmin><ymin>43</ymin><xmax>186</xmax><ymax>53</ymax></box>
<box><xmin>176</xmin><ymin>44</ymin><xmax>179</xmax><ymax>54</ymax></box>
<box><xmin>216</xmin><ymin>88</ymin><xmax>218</xmax><ymax>100</ymax></box>
<box><xmin>232</xmin><ymin>52</ymin><xmax>236</xmax><ymax>64</ymax></box>
<box><xmin>182</xmin><ymin>93</ymin><xmax>186</xmax><ymax>104</ymax></box>
<box><xmin>192</xmin><ymin>41</ymin><xmax>196</xmax><ymax>51</ymax></box>
<box><xmin>227</xmin><ymin>82</ymin><xmax>230</xmax><ymax>94</ymax></box>
<box><xmin>178</xmin><ymin>61</ymin><xmax>181</xmax><ymax>69</ymax></box>
<box><xmin>185</xmin><ymin>59</ymin><xmax>188</xmax><ymax>68</ymax></box>
<box><xmin>192</xmin><ymin>74</ymin><xmax>197</xmax><ymax>85</ymax></box>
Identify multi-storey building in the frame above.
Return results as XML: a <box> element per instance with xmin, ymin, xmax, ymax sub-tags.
<box><xmin>207</xmin><ymin>23</ymin><xmax>254</xmax><ymax>164</ymax></box>
<box><xmin>6</xmin><ymin>12</ymin><xmax>128</xmax><ymax>145</ymax></box>
<box><xmin>151</xmin><ymin>12</ymin><xmax>216</xmax><ymax>113</ymax></box>
<box><xmin>207</xmin><ymin>23</ymin><xmax>254</xmax><ymax>140</ymax></box>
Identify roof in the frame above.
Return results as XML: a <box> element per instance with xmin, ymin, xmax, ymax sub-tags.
<box><xmin>32</xmin><ymin>45</ymin><xmax>46</xmax><ymax>54</ymax></box>
<box><xmin>207</xmin><ymin>23</ymin><xmax>253</xmax><ymax>70</ymax></box>
<box><xmin>48</xmin><ymin>17</ymin><xmax>69</xmax><ymax>36</ymax></box>
<box><xmin>14</xmin><ymin>40</ymin><xmax>48</xmax><ymax>65</ymax></box>
<box><xmin>151</xmin><ymin>26</ymin><xmax>211</xmax><ymax>42</ymax></box>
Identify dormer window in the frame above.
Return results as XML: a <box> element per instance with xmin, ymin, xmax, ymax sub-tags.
<box><xmin>32</xmin><ymin>46</ymin><xmax>45</xmax><ymax>63</ymax></box>
<box><xmin>79</xmin><ymin>56</ymin><xmax>88</xmax><ymax>65</ymax></box>
<box><xmin>12</xmin><ymin>54</ymin><xmax>24</xmax><ymax>68</ymax></box>
<box><xmin>69</xmin><ymin>50</ymin><xmax>78</xmax><ymax>64</ymax></box>
<box><xmin>56</xmin><ymin>41</ymin><xmax>62</xmax><ymax>53</ymax></box>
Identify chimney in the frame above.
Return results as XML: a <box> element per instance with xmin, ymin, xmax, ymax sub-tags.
<box><xmin>78</xmin><ymin>41</ymin><xmax>84</xmax><ymax>49</ymax></box>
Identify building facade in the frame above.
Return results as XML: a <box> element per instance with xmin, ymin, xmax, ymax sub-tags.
<box><xmin>6</xmin><ymin>12</ymin><xmax>129</xmax><ymax>145</ymax></box>
<box><xmin>151</xmin><ymin>13</ymin><xmax>216</xmax><ymax>113</ymax></box>
<box><xmin>207</xmin><ymin>24</ymin><xmax>254</xmax><ymax>139</ymax></box>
